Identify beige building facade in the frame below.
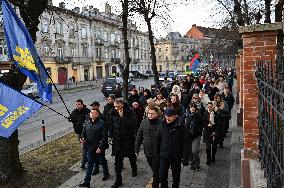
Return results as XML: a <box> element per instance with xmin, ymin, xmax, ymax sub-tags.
<box><xmin>17</xmin><ymin>2</ymin><xmax>151</xmax><ymax>84</ymax></box>
<box><xmin>155</xmin><ymin>32</ymin><xmax>197</xmax><ymax>73</ymax></box>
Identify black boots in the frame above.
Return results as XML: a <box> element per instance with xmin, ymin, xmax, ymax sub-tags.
<box><xmin>111</xmin><ymin>180</ymin><xmax>122</xmax><ymax>188</ymax></box>
<box><xmin>206</xmin><ymin>149</ymin><xmax>211</xmax><ymax>165</ymax></box>
<box><xmin>132</xmin><ymin>165</ymin><xmax>137</xmax><ymax>177</ymax></box>
<box><xmin>92</xmin><ymin>167</ymin><xmax>99</xmax><ymax>175</ymax></box>
<box><xmin>79</xmin><ymin>182</ymin><xmax>90</xmax><ymax>188</ymax></box>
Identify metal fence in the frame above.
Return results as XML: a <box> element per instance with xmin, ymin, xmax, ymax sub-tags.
<box><xmin>255</xmin><ymin>60</ymin><xmax>284</xmax><ymax>188</ymax></box>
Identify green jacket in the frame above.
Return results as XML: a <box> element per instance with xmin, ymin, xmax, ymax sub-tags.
<box><xmin>135</xmin><ymin>118</ymin><xmax>161</xmax><ymax>157</ymax></box>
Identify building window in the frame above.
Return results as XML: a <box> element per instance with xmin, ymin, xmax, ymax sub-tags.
<box><xmin>70</xmin><ymin>48</ymin><xmax>75</xmax><ymax>57</ymax></box>
<box><xmin>158</xmin><ymin>48</ymin><xmax>161</xmax><ymax>52</ymax></box>
<box><xmin>42</xmin><ymin>19</ymin><xmax>49</xmax><ymax>33</ymax></box>
<box><xmin>118</xmin><ymin>50</ymin><xmax>121</xmax><ymax>58</ymax></box>
<box><xmin>56</xmin><ymin>21</ymin><xmax>63</xmax><ymax>34</ymax></box>
<box><xmin>117</xmin><ymin>35</ymin><xmax>121</xmax><ymax>43</ymax></box>
<box><xmin>104</xmin><ymin>31</ymin><xmax>108</xmax><ymax>41</ymax></box>
<box><xmin>104</xmin><ymin>49</ymin><xmax>108</xmax><ymax>58</ymax></box>
<box><xmin>111</xmin><ymin>33</ymin><xmax>115</xmax><ymax>44</ymax></box>
<box><xmin>43</xmin><ymin>46</ymin><xmax>49</xmax><ymax>56</ymax></box>
<box><xmin>82</xmin><ymin>45</ymin><xmax>88</xmax><ymax>57</ymax></box>
<box><xmin>81</xmin><ymin>27</ymin><xmax>87</xmax><ymax>39</ymax></box>
<box><xmin>96</xmin><ymin>30</ymin><xmax>101</xmax><ymax>39</ymax></box>
<box><xmin>57</xmin><ymin>48</ymin><xmax>63</xmax><ymax>57</ymax></box>
<box><xmin>112</xmin><ymin>49</ymin><xmax>116</xmax><ymax>58</ymax></box>
<box><xmin>69</xmin><ymin>25</ymin><xmax>75</xmax><ymax>38</ymax></box>
<box><xmin>96</xmin><ymin>48</ymin><xmax>102</xmax><ymax>58</ymax></box>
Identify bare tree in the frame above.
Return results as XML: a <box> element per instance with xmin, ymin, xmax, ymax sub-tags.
<box><xmin>0</xmin><ymin>0</ymin><xmax>48</xmax><ymax>186</ymax></box>
<box><xmin>264</xmin><ymin>0</ymin><xmax>271</xmax><ymax>23</ymax></box>
<box><xmin>120</xmin><ymin>0</ymin><xmax>131</xmax><ymax>101</ymax></box>
<box><xmin>130</xmin><ymin>0</ymin><xmax>176</xmax><ymax>86</ymax></box>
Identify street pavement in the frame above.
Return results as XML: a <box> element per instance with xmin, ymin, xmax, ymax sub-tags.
<box><xmin>59</xmin><ymin>83</ymin><xmax>242</xmax><ymax>188</ymax></box>
<box><xmin>18</xmin><ymin>78</ymin><xmax>153</xmax><ymax>155</ymax></box>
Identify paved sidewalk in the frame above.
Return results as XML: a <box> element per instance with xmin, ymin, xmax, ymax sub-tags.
<box><xmin>60</xmin><ymin>80</ymin><xmax>242</xmax><ymax>188</ymax></box>
<box><xmin>59</xmin><ymin>107</ymin><xmax>241</xmax><ymax>188</ymax></box>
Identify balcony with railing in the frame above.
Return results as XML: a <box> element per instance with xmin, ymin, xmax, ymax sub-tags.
<box><xmin>111</xmin><ymin>57</ymin><xmax>121</xmax><ymax>63</ymax></box>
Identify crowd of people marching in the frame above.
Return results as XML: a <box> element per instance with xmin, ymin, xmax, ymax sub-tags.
<box><xmin>68</xmin><ymin>68</ymin><xmax>235</xmax><ymax>188</ymax></box>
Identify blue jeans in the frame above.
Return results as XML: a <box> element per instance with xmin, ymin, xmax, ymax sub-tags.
<box><xmin>84</xmin><ymin>151</ymin><xmax>97</xmax><ymax>183</ymax></box>
<box><xmin>94</xmin><ymin>153</ymin><xmax>109</xmax><ymax>176</ymax></box>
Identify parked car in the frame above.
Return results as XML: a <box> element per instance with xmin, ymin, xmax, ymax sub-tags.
<box><xmin>158</xmin><ymin>72</ymin><xmax>166</xmax><ymax>83</ymax></box>
<box><xmin>145</xmin><ymin>70</ymin><xmax>154</xmax><ymax>77</ymax></box>
<box><xmin>176</xmin><ymin>74</ymin><xmax>188</xmax><ymax>81</ymax></box>
<box><xmin>21</xmin><ymin>82</ymin><xmax>39</xmax><ymax>98</ymax></box>
<box><xmin>101</xmin><ymin>77</ymin><xmax>135</xmax><ymax>97</ymax></box>
<box><xmin>130</xmin><ymin>71</ymin><xmax>148</xmax><ymax>79</ymax></box>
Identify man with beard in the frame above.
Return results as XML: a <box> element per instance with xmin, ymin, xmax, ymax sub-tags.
<box><xmin>135</xmin><ymin>105</ymin><xmax>161</xmax><ymax>188</ymax></box>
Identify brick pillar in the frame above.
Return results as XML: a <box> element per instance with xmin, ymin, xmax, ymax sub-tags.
<box><xmin>239</xmin><ymin>23</ymin><xmax>281</xmax><ymax>188</ymax></box>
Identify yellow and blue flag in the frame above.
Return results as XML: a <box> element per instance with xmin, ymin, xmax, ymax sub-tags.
<box><xmin>2</xmin><ymin>0</ymin><xmax>52</xmax><ymax>103</ymax></box>
<box><xmin>0</xmin><ymin>82</ymin><xmax>42</xmax><ymax>138</ymax></box>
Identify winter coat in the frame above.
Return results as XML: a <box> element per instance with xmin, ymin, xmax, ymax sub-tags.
<box><xmin>202</xmin><ymin>110</ymin><xmax>220</xmax><ymax>144</ymax></box>
<box><xmin>103</xmin><ymin>103</ymin><xmax>114</xmax><ymax>131</ymax></box>
<box><xmin>154</xmin><ymin>118</ymin><xmax>189</xmax><ymax>161</ymax></box>
<box><xmin>133</xmin><ymin>105</ymin><xmax>145</xmax><ymax>130</ymax></box>
<box><xmin>221</xmin><ymin>93</ymin><xmax>235</xmax><ymax>111</ymax></box>
<box><xmin>69</xmin><ymin>107</ymin><xmax>90</xmax><ymax>135</ymax></box>
<box><xmin>183</xmin><ymin>111</ymin><xmax>203</xmax><ymax>139</ymax></box>
<box><xmin>206</xmin><ymin>86</ymin><xmax>219</xmax><ymax>101</ymax></box>
<box><xmin>128</xmin><ymin>94</ymin><xmax>141</xmax><ymax>106</ymax></box>
<box><xmin>109</xmin><ymin>104</ymin><xmax>138</xmax><ymax>156</ymax></box>
<box><xmin>135</xmin><ymin>118</ymin><xmax>161</xmax><ymax>157</ymax></box>
<box><xmin>81</xmin><ymin>118</ymin><xmax>108</xmax><ymax>153</ymax></box>
<box><xmin>140</xmin><ymin>95</ymin><xmax>151</xmax><ymax>108</ymax></box>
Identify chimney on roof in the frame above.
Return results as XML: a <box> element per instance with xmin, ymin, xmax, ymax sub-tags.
<box><xmin>59</xmin><ymin>2</ymin><xmax>65</xmax><ymax>9</ymax></box>
<box><xmin>105</xmin><ymin>3</ymin><xmax>111</xmax><ymax>14</ymax></box>
<box><xmin>73</xmin><ymin>7</ymin><xmax>80</xmax><ymax>14</ymax></box>
<box><xmin>48</xmin><ymin>0</ymin><xmax>53</xmax><ymax>6</ymax></box>
<box><xmin>192</xmin><ymin>24</ymin><xmax>197</xmax><ymax>27</ymax></box>
<box><xmin>90</xmin><ymin>8</ymin><xmax>99</xmax><ymax>17</ymax></box>
<box><xmin>82</xmin><ymin>6</ymin><xmax>89</xmax><ymax>16</ymax></box>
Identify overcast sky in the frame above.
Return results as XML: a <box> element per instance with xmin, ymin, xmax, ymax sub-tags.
<box><xmin>52</xmin><ymin>0</ymin><xmax>216</xmax><ymax>37</ymax></box>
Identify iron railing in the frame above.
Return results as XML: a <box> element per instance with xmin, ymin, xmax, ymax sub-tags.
<box><xmin>255</xmin><ymin>60</ymin><xmax>284</xmax><ymax>188</ymax></box>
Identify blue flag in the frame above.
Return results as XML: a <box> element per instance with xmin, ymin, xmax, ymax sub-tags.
<box><xmin>0</xmin><ymin>82</ymin><xmax>42</xmax><ymax>138</ymax></box>
<box><xmin>190</xmin><ymin>58</ymin><xmax>200</xmax><ymax>71</ymax></box>
<box><xmin>2</xmin><ymin>0</ymin><xmax>52</xmax><ymax>103</ymax></box>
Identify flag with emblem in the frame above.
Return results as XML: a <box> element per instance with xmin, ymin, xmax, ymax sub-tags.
<box><xmin>0</xmin><ymin>82</ymin><xmax>42</xmax><ymax>138</ymax></box>
<box><xmin>2</xmin><ymin>0</ymin><xmax>52</xmax><ymax>103</ymax></box>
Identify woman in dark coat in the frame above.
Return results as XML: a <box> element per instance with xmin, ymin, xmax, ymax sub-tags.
<box><xmin>213</xmin><ymin>94</ymin><xmax>230</xmax><ymax>148</ymax></box>
<box><xmin>170</xmin><ymin>94</ymin><xmax>183</xmax><ymax>116</ymax></box>
<box><xmin>203</xmin><ymin>102</ymin><xmax>220</xmax><ymax>165</ymax></box>
<box><xmin>128</xmin><ymin>89</ymin><xmax>140</xmax><ymax>106</ymax></box>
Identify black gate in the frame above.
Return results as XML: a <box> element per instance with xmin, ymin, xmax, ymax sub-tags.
<box><xmin>255</xmin><ymin>60</ymin><xmax>284</xmax><ymax>187</ymax></box>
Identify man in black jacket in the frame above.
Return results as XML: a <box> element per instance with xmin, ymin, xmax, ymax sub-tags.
<box><xmin>89</xmin><ymin>101</ymin><xmax>109</xmax><ymax>180</ymax></box>
<box><xmin>103</xmin><ymin>94</ymin><xmax>115</xmax><ymax>131</ymax></box>
<box><xmin>109</xmin><ymin>99</ymin><xmax>138</xmax><ymax>188</ymax></box>
<box><xmin>135</xmin><ymin>105</ymin><xmax>161</xmax><ymax>188</ymax></box>
<box><xmin>78</xmin><ymin>108</ymin><xmax>109</xmax><ymax>188</ymax></box>
<box><xmin>155</xmin><ymin>108</ymin><xmax>189</xmax><ymax>188</ymax></box>
<box><xmin>69</xmin><ymin>99</ymin><xmax>90</xmax><ymax>169</ymax></box>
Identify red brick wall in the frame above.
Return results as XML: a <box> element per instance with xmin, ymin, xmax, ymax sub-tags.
<box><xmin>240</xmin><ymin>29</ymin><xmax>278</xmax><ymax>158</ymax></box>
